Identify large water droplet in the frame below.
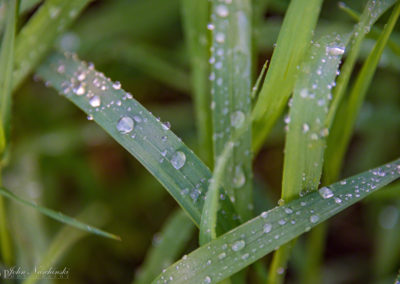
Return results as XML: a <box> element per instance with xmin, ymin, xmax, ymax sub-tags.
<box><xmin>171</xmin><ymin>151</ymin><xmax>186</xmax><ymax>170</ymax></box>
<box><xmin>232</xmin><ymin>240</ymin><xmax>245</xmax><ymax>251</ymax></box>
<box><xmin>319</xmin><ymin>186</ymin><xmax>333</xmax><ymax>199</ymax></box>
<box><xmin>89</xmin><ymin>95</ymin><xmax>101</xmax><ymax>107</ymax></box>
<box><xmin>326</xmin><ymin>46</ymin><xmax>345</xmax><ymax>56</ymax></box>
<box><xmin>230</xmin><ymin>111</ymin><xmax>245</xmax><ymax>128</ymax></box>
<box><xmin>116</xmin><ymin>116</ymin><xmax>134</xmax><ymax>134</ymax></box>
<box><xmin>233</xmin><ymin>166</ymin><xmax>245</xmax><ymax>188</ymax></box>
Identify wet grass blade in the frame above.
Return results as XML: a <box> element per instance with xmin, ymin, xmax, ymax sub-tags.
<box><xmin>325</xmin><ymin>1</ymin><xmax>400</xmax><ymax>184</ymax></box>
<box><xmin>133</xmin><ymin>209</ymin><xmax>195</xmax><ymax>284</ymax></box>
<box><xmin>251</xmin><ymin>0</ymin><xmax>323</xmax><ymax>152</ymax></box>
<box><xmin>326</xmin><ymin>0</ymin><xmax>397</xmax><ymax>132</ymax></box>
<box><xmin>0</xmin><ymin>0</ymin><xmax>19</xmax><ymax>266</ymax></box>
<box><xmin>181</xmin><ymin>0</ymin><xmax>213</xmax><ymax>166</ymax></box>
<box><xmin>36</xmin><ymin>51</ymin><xmax>239</xmax><ymax>234</ymax></box>
<box><xmin>153</xmin><ymin>158</ymin><xmax>400</xmax><ymax>284</ymax></box>
<box><xmin>12</xmin><ymin>0</ymin><xmax>91</xmax><ymax>91</ymax></box>
<box><xmin>209</xmin><ymin>0</ymin><xmax>253</xmax><ymax>224</ymax></box>
<box><xmin>268</xmin><ymin>33</ymin><xmax>348</xmax><ymax>283</ymax></box>
<box><xmin>0</xmin><ymin>187</ymin><xmax>120</xmax><ymax>241</ymax></box>
<box><xmin>22</xmin><ymin>203</ymin><xmax>111</xmax><ymax>284</ymax></box>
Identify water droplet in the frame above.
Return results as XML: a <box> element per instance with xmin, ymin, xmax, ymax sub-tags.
<box><xmin>261</xmin><ymin>211</ymin><xmax>268</xmax><ymax>219</ymax></box>
<box><xmin>310</xmin><ymin>215</ymin><xmax>320</xmax><ymax>223</ymax></box>
<box><xmin>319</xmin><ymin>186</ymin><xmax>333</xmax><ymax>199</ymax></box>
<box><xmin>113</xmin><ymin>81</ymin><xmax>121</xmax><ymax>90</ymax></box>
<box><xmin>326</xmin><ymin>46</ymin><xmax>345</xmax><ymax>56</ymax></box>
<box><xmin>216</xmin><ymin>33</ymin><xmax>225</xmax><ymax>43</ymax></box>
<box><xmin>89</xmin><ymin>95</ymin><xmax>101</xmax><ymax>107</ymax></box>
<box><xmin>334</xmin><ymin>197</ymin><xmax>342</xmax><ymax>204</ymax></box>
<box><xmin>216</xmin><ymin>5</ymin><xmax>229</xmax><ymax>17</ymax></box>
<box><xmin>204</xmin><ymin>276</ymin><xmax>212</xmax><ymax>283</ymax></box>
<box><xmin>171</xmin><ymin>151</ymin><xmax>186</xmax><ymax>170</ymax></box>
<box><xmin>302</xmin><ymin>123</ymin><xmax>310</xmax><ymax>133</ymax></box>
<box><xmin>116</xmin><ymin>116</ymin><xmax>134</xmax><ymax>134</ymax></box>
<box><xmin>230</xmin><ymin>111</ymin><xmax>245</xmax><ymax>128</ymax></box>
<box><xmin>218</xmin><ymin>252</ymin><xmax>226</xmax><ymax>259</ymax></box>
<box><xmin>232</xmin><ymin>240</ymin><xmax>245</xmax><ymax>251</ymax></box>
<box><xmin>264</xmin><ymin>223</ymin><xmax>272</xmax><ymax>233</ymax></box>
<box><xmin>162</xmin><ymin>121</ymin><xmax>171</xmax><ymax>130</ymax></box>
<box><xmin>72</xmin><ymin>81</ymin><xmax>85</xmax><ymax>95</ymax></box>
<box><xmin>233</xmin><ymin>166</ymin><xmax>245</xmax><ymax>188</ymax></box>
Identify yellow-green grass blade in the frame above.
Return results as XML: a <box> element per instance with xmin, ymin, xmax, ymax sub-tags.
<box><xmin>252</xmin><ymin>0</ymin><xmax>323</xmax><ymax>152</ymax></box>
<box><xmin>133</xmin><ymin>209</ymin><xmax>195</xmax><ymax>284</ymax></box>
<box><xmin>22</xmin><ymin>203</ymin><xmax>111</xmax><ymax>284</ymax></box>
<box><xmin>268</xmin><ymin>33</ymin><xmax>348</xmax><ymax>284</ymax></box>
<box><xmin>36</xmin><ymin>51</ymin><xmax>239</xmax><ymax>234</ymax></box>
<box><xmin>0</xmin><ymin>0</ymin><xmax>19</xmax><ymax>266</ymax></box>
<box><xmin>153</xmin><ymin>158</ymin><xmax>400</xmax><ymax>283</ymax></box>
<box><xmin>325</xmin><ymin>1</ymin><xmax>400</xmax><ymax>185</ymax></box>
<box><xmin>209</xmin><ymin>0</ymin><xmax>253</xmax><ymax>225</ymax></box>
<box><xmin>0</xmin><ymin>186</ymin><xmax>119</xmax><ymax>241</ymax></box>
<box><xmin>12</xmin><ymin>0</ymin><xmax>91</xmax><ymax>91</ymax></box>
<box><xmin>181</xmin><ymin>0</ymin><xmax>213</xmax><ymax>166</ymax></box>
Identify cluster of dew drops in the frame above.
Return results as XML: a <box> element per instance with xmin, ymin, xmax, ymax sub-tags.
<box><xmin>51</xmin><ymin>54</ymin><xmax>188</xmax><ymax>174</ymax></box>
<box><xmin>156</xmin><ymin>160</ymin><xmax>400</xmax><ymax>284</ymax></box>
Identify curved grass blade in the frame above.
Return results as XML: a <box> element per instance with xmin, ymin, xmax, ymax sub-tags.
<box><xmin>268</xmin><ymin>33</ymin><xmax>348</xmax><ymax>284</ymax></box>
<box><xmin>36</xmin><ymin>51</ymin><xmax>239</xmax><ymax>234</ymax></box>
<box><xmin>181</xmin><ymin>0</ymin><xmax>213</xmax><ymax>166</ymax></box>
<box><xmin>153</xmin><ymin>158</ymin><xmax>400</xmax><ymax>284</ymax></box>
<box><xmin>133</xmin><ymin>209</ymin><xmax>195</xmax><ymax>284</ymax></box>
<box><xmin>0</xmin><ymin>187</ymin><xmax>120</xmax><ymax>241</ymax></box>
<box><xmin>22</xmin><ymin>203</ymin><xmax>111</xmax><ymax>284</ymax></box>
<box><xmin>0</xmin><ymin>0</ymin><xmax>19</xmax><ymax>266</ymax></box>
<box><xmin>325</xmin><ymin>1</ymin><xmax>400</xmax><ymax>184</ymax></box>
<box><xmin>251</xmin><ymin>0</ymin><xmax>323</xmax><ymax>152</ymax></box>
<box><xmin>12</xmin><ymin>0</ymin><xmax>91</xmax><ymax>91</ymax></box>
<box><xmin>209</xmin><ymin>0</ymin><xmax>253</xmax><ymax>223</ymax></box>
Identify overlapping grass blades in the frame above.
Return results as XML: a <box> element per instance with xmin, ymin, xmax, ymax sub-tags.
<box><xmin>153</xmin><ymin>158</ymin><xmax>400</xmax><ymax>283</ymax></box>
<box><xmin>252</xmin><ymin>0</ymin><xmax>323</xmax><ymax>152</ymax></box>
<box><xmin>36</xmin><ymin>51</ymin><xmax>239</xmax><ymax>234</ymax></box>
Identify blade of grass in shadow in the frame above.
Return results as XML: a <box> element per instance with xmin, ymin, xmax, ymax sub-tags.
<box><xmin>181</xmin><ymin>0</ymin><xmax>213</xmax><ymax>166</ymax></box>
<box><xmin>92</xmin><ymin>41</ymin><xmax>191</xmax><ymax>93</ymax></box>
<box><xmin>0</xmin><ymin>187</ymin><xmax>120</xmax><ymax>240</ymax></box>
<box><xmin>22</xmin><ymin>203</ymin><xmax>112</xmax><ymax>284</ymax></box>
<box><xmin>251</xmin><ymin>0</ymin><xmax>323</xmax><ymax>152</ymax></box>
<box><xmin>133</xmin><ymin>209</ymin><xmax>195</xmax><ymax>284</ymax></box>
<box><xmin>36</xmin><ymin>51</ymin><xmax>239</xmax><ymax>234</ymax></box>
<box><xmin>153</xmin><ymin>158</ymin><xmax>400</xmax><ymax>283</ymax></box>
<box><xmin>12</xmin><ymin>0</ymin><xmax>91</xmax><ymax>91</ymax></box>
<box><xmin>0</xmin><ymin>0</ymin><xmax>19</xmax><ymax>266</ymax></box>
<box><xmin>208</xmin><ymin>0</ymin><xmax>253</xmax><ymax>225</ymax></box>
<box><xmin>268</xmin><ymin>33</ymin><xmax>348</xmax><ymax>284</ymax></box>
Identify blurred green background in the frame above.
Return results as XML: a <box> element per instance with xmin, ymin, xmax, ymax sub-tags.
<box><xmin>1</xmin><ymin>0</ymin><xmax>400</xmax><ymax>283</ymax></box>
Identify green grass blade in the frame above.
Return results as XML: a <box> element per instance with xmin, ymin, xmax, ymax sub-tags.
<box><xmin>22</xmin><ymin>203</ymin><xmax>111</xmax><ymax>284</ymax></box>
<box><xmin>0</xmin><ymin>186</ymin><xmax>120</xmax><ymax>241</ymax></box>
<box><xmin>325</xmin><ymin>1</ymin><xmax>400</xmax><ymax>184</ymax></box>
<box><xmin>36</xmin><ymin>51</ymin><xmax>239</xmax><ymax>234</ymax></box>
<box><xmin>268</xmin><ymin>33</ymin><xmax>348</xmax><ymax>284</ymax></box>
<box><xmin>326</xmin><ymin>0</ymin><xmax>397</xmax><ymax>131</ymax></box>
<box><xmin>181</xmin><ymin>0</ymin><xmax>213</xmax><ymax>166</ymax></box>
<box><xmin>209</xmin><ymin>0</ymin><xmax>253</xmax><ymax>223</ymax></box>
<box><xmin>133</xmin><ymin>209</ymin><xmax>195</xmax><ymax>284</ymax></box>
<box><xmin>251</xmin><ymin>0</ymin><xmax>323</xmax><ymax>152</ymax></box>
<box><xmin>0</xmin><ymin>0</ymin><xmax>19</xmax><ymax>266</ymax></box>
<box><xmin>153</xmin><ymin>158</ymin><xmax>400</xmax><ymax>283</ymax></box>
<box><xmin>396</xmin><ymin>269</ymin><xmax>400</xmax><ymax>284</ymax></box>
<box><xmin>12</xmin><ymin>0</ymin><xmax>91</xmax><ymax>91</ymax></box>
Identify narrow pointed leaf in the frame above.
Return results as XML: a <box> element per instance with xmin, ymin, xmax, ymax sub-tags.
<box><xmin>36</xmin><ymin>51</ymin><xmax>239</xmax><ymax>234</ymax></box>
<box><xmin>152</xmin><ymin>158</ymin><xmax>400</xmax><ymax>283</ymax></box>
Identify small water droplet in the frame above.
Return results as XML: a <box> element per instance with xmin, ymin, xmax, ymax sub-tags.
<box><xmin>230</xmin><ymin>111</ymin><xmax>245</xmax><ymax>128</ymax></box>
<box><xmin>264</xmin><ymin>223</ymin><xmax>272</xmax><ymax>233</ymax></box>
<box><xmin>218</xmin><ymin>252</ymin><xmax>226</xmax><ymax>259</ymax></box>
<box><xmin>216</xmin><ymin>5</ymin><xmax>229</xmax><ymax>17</ymax></box>
<box><xmin>116</xmin><ymin>116</ymin><xmax>134</xmax><ymax>134</ymax></box>
<box><xmin>216</xmin><ymin>33</ymin><xmax>225</xmax><ymax>43</ymax></box>
<box><xmin>171</xmin><ymin>151</ymin><xmax>186</xmax><ymax>170</ymax></box>
<box><xmin>233</xmin><ymin>166</ymin><xmax>245</xmax><ymax>188</ymax></box>
<box><xmin>232</xmin><ymin>240</ymin><xmax>245</xmax><ymax>251</ymax></box>
<box><xmin>326</xmin><ymin>46</ymin><xmax>345</xmax><ymax>56</ymax></box>
<box><xmin>261</xmin><ymin>211</ymin><xmax>268</xmax><ymax>219</ymax></box>
<box><xmin>310</xmin><ymin>215</ymin><xmax>320</xmax><ymax>223</ymax></box>
<box><xmin>319</xmin><ymin>186</ymin><xmax>333</xmax><ymax>199</ymax></box>
<box><xmin>204</xmin><ymin>276</ymin><xmax>212</xmax><ymax>283</ymax></box>
<box><xmin>112</xmin><ymin>81</ymin><xmax>121</xmax><ymax>89</ymax></box>
<box><xmin>89</xmin><ymin>95</ymin><xmax>101</xmax><ymax>107</ymax></box>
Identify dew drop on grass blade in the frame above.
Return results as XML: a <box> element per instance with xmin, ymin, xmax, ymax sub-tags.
<box><xmin>153</xmin><ymin>158</ymin><xmax>400</xmax><ymax>284</ymax></box>
<box><xmin>36</xmin><ymin>51</ymin><xmax>239</xmax><ymax>234</ymax></box>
